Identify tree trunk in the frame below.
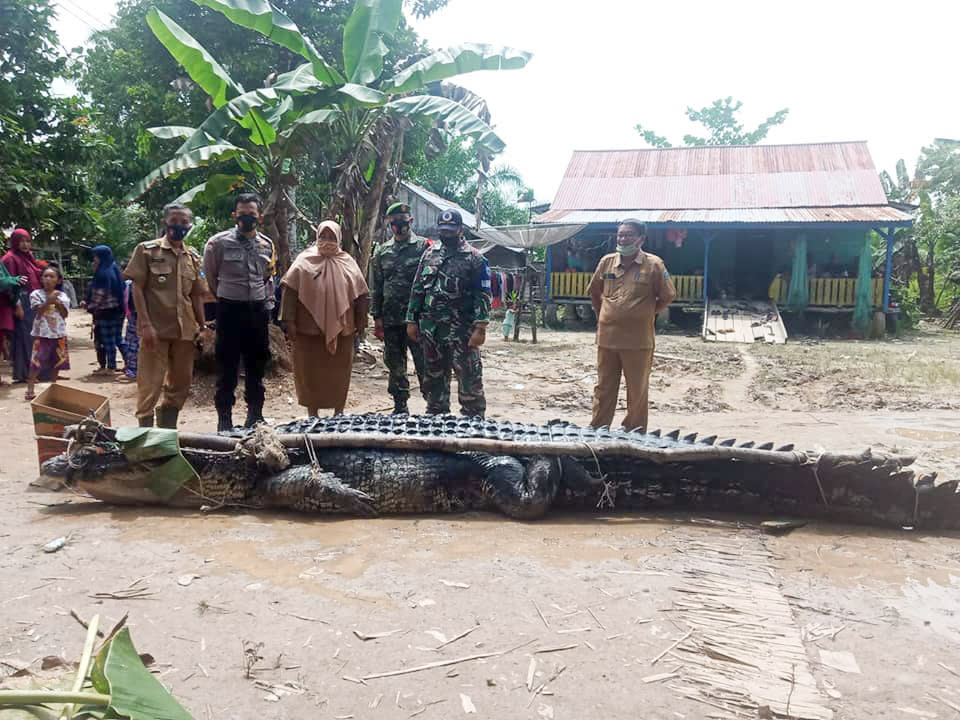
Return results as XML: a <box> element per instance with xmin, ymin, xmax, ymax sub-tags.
<box><xmin>915</xmin><ymin>237</ymin><xmax>937</xmax><ymax>315</ymax></box>
<box><xmin>357</xmin><ymin>121</ymin><xmax>401</xmax><ymax>278</ymax></box>
<box><xmin>260</xmin><ymin>171</ymin><xmax>293</xmax><ymax>275</ymax></box>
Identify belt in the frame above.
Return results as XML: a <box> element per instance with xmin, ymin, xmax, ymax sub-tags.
<box><xmin>217</xmin><ymin>298</ymin><xmax>266</xmax><ymax>307</ymax></box>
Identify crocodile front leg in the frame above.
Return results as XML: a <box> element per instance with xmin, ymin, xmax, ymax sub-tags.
<box><xmin>466</xmin><ymin>453</ymin><xmax>560</xmax><ymax>520</ymax></box>
<box><xmin>261</xmin><ymin>466</ymin><xmax>377</xmax><ymax>515</ymax></box>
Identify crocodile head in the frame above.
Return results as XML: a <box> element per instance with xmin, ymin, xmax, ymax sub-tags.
<box><xmin>40</xmin><ymin>443</ymin><xmax>170</xmax><ymax>505</ymax></box>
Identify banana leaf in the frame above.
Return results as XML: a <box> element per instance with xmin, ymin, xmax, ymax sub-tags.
<box><xmin>280</xmin><ymin>108</ymin><xmax>342</xmax><ymax>141</ymax></box>
<box><xmin>0</xmin><ymin>628</ymin><xmax>191</xmax><ymax>720</ymax></box>
<box><xmin>145</xmin><ymin>8</ymin><xmax>242</xmax><ymax>108</ymax></box>
<box><xmin>384</xmin><ymin>94</ymin><xmax>505</xmax><ymax>153</ymax></box>
<box><xmin>90</xmin><ymin>629</ymin><xmax>193</xmax><ymax>720</ymax></box>
<box><xmin>173</xmin><ymin>173</ymin><xmax>245</xmax><ymax>206</ymax></box>
<box><xmin>342</xmin><ymin>0</ymin><xmax>402</xmax><ymax>85</ymax></box>
<box><xmin>338</xmin><ymin>83</ymin><xmax>386</xmax><ymax>106</ymax></box>
<box><xmin>192</xmin><ymin>0</ymin><xmax>342</xmax><ymax>86</ymax></box>
<box><xmin>146</xmin><ymin>126</ymin><xmax>196</xmax><ymax>140</ymax></box>
<box><xmin>238</xmin><ymin>107</ymin><xmax>277</xmax><ymax>146</ymax></box>
<box><xmin>176</xmin><ymin>88</ymin><xmax>279</xmax><ymax>154</ymax></box>
<box><xmin>125</xmin><ymin>144</ymin><xmax>245</xmax><ymax>200</ymax></box>
<box><xmin>382</xmin><ymin>43</ymin><xmax>532</xmax><ymax>94</ymax></box>
<box><xmin>271</xmin><ymin>63</ymin><xmax>323</xmax><ymax>94</ymax></box>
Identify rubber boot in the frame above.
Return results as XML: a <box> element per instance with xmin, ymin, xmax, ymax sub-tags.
<box><xmin>244</xmin><ymin>405</ymin><xmax>265</xmax><ymax>429</ymax></box>
<box><xmin>155</xmin><ymin>406</ymin><xmax>179</xmax><ymax>429</ymax></box>
<box><xmin>217</xmin><ymin>408</ymin><xmax>233</xmax><ymax>434</ymax></box>
<box><xmin>137</xmin><ymin>414</ymin><xmax>154</xmax><ymax>428</ymax></box>
<box><xmin>392</xmin><ymin>399</ymin><xmax>409</xmax><ymax>415</ymax></box>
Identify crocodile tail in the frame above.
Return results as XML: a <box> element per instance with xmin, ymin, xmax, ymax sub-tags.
<box><xmin>464</xmin><ymin>453</ymin><xmax>559</xmax><ymax>520</ymax></box>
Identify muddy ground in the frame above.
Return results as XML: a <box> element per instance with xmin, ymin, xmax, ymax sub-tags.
<box><xmin>2</xmin><ymin>316</ymin><xmax>960</xmax><ymax>719</ymax></box>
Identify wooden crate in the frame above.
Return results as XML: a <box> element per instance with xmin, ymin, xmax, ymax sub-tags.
<box><xmin>36</xmin><ymin>435</ymin><xmax>71</xmax><ymax>468</ymax></box>
<box><xmin>31</xmin><ymin>383</ymin><xmax>111</xmax><ymax>438</ymax></box>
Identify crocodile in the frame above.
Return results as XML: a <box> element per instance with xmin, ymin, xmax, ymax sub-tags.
<box><xmin>39</xmin><ymin>413</ymin><xmax>958</xmax><ymax>529</ymax></box>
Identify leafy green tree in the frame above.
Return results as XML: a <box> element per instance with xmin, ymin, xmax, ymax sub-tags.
<box><xmin>881</xmin><ymin>140</ymin><xmax>960</xmax><ymax>313</ymax></box>
<box><xmin>125</xmin><ymin>0</ymin><xmax>530</xmax><ymax>273</ymax></box>
<box><xmin>406</xmin><ymin>136</ymin><xmax>533</xmax><ymax>226</ymax></box>
<box><xmin>635</xmin><ymin>97</ymin><xmax>789</xmax><ymax>148</ymax></box>
<box><xmin>0</xmin><ymin>0</ymin><xmax>101</xmax><ymax>247</ymax></box>
<box><xmin>405</xmin><ymin>134</ymin><xmax>478</xmax><ymax>199</ymax></box>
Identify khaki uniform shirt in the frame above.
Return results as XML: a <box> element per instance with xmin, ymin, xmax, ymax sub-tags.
<box><xmin>124</xmin><ymin>237</ymin><xmax>205</xmax><ymax>341</ymax></box>
<box><xmin>203</xmin><ymin>229</ymin><xmax>274</xmax><ymax>302</ymax></box>
<box><xmin>588</xmin><ymin>250</ymin><xmax>676</xmax><ymax>350</ymax></box>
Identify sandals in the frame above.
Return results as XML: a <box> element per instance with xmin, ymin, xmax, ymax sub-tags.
<box><xmin>24</xmin><ymin>391</ymin><xmax>36</xmax><ymax>401</ymax></box>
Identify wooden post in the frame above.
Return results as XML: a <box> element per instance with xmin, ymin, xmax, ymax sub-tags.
<box><xmin>702</xmin><ymin>233</ymin><xmax>713</xmax><ymax>304</ymax></box>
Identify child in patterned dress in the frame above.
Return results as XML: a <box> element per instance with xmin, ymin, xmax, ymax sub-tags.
<box><xmin>25</xmin><ymin>266</ymin><xmax>70</xmax><ymax>400</ymax></box>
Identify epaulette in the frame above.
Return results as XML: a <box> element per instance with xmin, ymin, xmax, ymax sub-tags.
<box><xmin>142</xmin><ymin>239</ymin><xmax>161</xmax><ymax>249</ymax></box>
<box><xmin>186</xmin><ymin>246</ymin><xmax>201</xmax><ymax>257</ymax></box>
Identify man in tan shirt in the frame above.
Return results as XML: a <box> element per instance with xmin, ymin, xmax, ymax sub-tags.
<box><xmin>124</xmin><ymin>203</ymin><xmax>208</xmax><ymax>428</ymax></box>
<box><xmin>588</xmin><ymin>220</ymin><xmax>676</xmax><ymax>430</ymax></box>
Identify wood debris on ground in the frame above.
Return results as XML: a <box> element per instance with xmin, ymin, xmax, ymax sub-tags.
<box><xmin>660</xmin><ymin>534</ymin><xmax>834</xmax><ymax>720</ymax></box>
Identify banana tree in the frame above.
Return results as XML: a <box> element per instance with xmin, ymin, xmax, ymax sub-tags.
<box><xmin>126</xmin><ymin>0</ymin><xmax>531</xmax><ymax>273</ymax></box>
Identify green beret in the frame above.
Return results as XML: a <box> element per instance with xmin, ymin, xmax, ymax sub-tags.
<box><xmin>385</xmin><ymin>202</ymin><xmax>411</xmax><ymax>216</ymax></box>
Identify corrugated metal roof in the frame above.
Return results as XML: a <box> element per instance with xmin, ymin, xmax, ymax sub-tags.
<box><xmin>535</xmin><ymin>206</ymin><xmax>914</xmax><ymax>225</ymax></box>
<box><xmin>551</xmin><ymin>142</ymin><xmax>893</xmax><ymax>211</ymax></box>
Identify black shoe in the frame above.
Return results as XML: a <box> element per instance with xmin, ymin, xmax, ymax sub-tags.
<box><xmin>244</xmin><ymin>409</ymin><xmax>265</xmax><ymax>428</ymax></box>
<box><xmin>138</xmin><ymin>414</ymin><xmax>154</xmax><ymax>428</ymax></box>
<box><xmin>217</xmin><ymin>409</ymin><xmax>233</xmax><ymax>433</ymax></box>
<box><xmin>391</xmin><ymin>400</ymin><xmax>409</xmax><ymax>415</ymax></box>
<box><xmin>155</xmin><ymin>406</ymin><xmax>179</xmax><ymax>429</ymax></box>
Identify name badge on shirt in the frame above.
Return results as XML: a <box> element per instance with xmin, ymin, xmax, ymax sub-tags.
<box><xmin>603</xmin><ymin>272</ymin><xmax>616</xmax><ymax>280</ymax></box>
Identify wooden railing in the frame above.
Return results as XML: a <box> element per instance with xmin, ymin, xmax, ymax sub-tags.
<box><xmin>672</xmin><ymin>275</ymin><xmax>703</xmax><ymax>301</ymax></box>
<box><xmin>549</xmin><ymin>272</ymin><xmax>593</xmax><ymax>298</ymax></box>
<box><xmin>768</xmin><ymin>276</ymin><xmax>883</xmax><ymax>307</ymax></box>
<box><xmin>549</xmin><ymin>272</ymin><xmax>703</xmax><ymax>301</ymax></box>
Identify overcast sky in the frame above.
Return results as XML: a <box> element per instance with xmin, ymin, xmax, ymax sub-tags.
<box><xmin>54</xmin><ymin>0</ymin><xmax>959</xmax><ymax>202</ymax></box>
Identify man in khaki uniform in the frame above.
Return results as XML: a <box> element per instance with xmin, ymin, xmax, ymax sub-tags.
<box><xmin>124</xmin><ymin>203</ymin><xmax>208</xmax><ymax>428</ymax></box>
<box><xmin>588</xmin><ymin>219</ymin><xmax>675</xmax><ymax>431</ymax></box>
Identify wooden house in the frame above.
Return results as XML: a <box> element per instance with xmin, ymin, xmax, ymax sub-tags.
<box><xmin>394</xmin><ymin>181</ymin><xmax>526</xmax><ymax>269</ymax></box>
<box><xmin>536</xmin><ymin>142</ymin><xmax>913</xmax><ymax>341</ymax></box>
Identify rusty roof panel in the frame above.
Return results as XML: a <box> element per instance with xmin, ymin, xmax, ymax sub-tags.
<box><xmin>534</xmin><ymin>206</ymin><xmax>914</xmax><ymax>225</ymax></box>
<box><xmin>551</xmin><ymin>142</ymin><xmax>891</xmax><ymax>210</ymax></box>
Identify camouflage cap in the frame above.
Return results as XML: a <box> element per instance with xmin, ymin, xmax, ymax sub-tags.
<box><xmin>385</xmin><ymin>202</ymin><xmax>411</xmax><ymax>216</ymax></box>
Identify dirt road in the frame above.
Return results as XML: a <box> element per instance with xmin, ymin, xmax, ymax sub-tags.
<box><xmin>2</xmin><ymin>316</ymin><xmax>959</xmax><ymax>719</ymax></box>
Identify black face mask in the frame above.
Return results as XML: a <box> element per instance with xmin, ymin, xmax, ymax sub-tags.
<box><xmin>390</xmin><ymin>220</ymin><xmax>410</xmax><ymax>236</ymax></box>
<box><xmin>237</xmin><ymin>214</ymin><xmax>258</xmax><ymax>232</ymax></box>
<box><xmin>439</xmin><ymin>232</ymin><xmax>459</xmax><ymax>245</ymax></box>
<box><xmin>166</xmin><ymin>224</ymin><xmax>190</xmax><ymax>241</ymax></box>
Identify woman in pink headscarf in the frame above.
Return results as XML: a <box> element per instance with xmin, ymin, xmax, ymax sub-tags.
<box><xmin>280</xmin><ymin>220</ymin><xmax>369</xmax><ymax>416</ymax></box>
<box><xmin>2</xmin><ymin>228</ymin><xmax>44</xmax><ymax>383</ymax></box>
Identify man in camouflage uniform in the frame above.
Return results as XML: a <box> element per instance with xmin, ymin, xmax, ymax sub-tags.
<box><xmin>406</xmin><ymin>209</ymin><xmax>491</xmax><ymax>417</ymax></box>
<box><xmin>370</xmin><ymin>202</ymin><xmax>428</xmax><ymax>415</ymax></box>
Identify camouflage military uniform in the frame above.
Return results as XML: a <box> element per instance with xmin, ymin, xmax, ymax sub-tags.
<box><xmin>370</xmin><ymin>232</ymin><xmax>428</xmax><ymax>405</ymax></box>
<box><xmin>406</xmin><ymin>238</ymin><xmax>492</xmax><ymax>417</ymax></box>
